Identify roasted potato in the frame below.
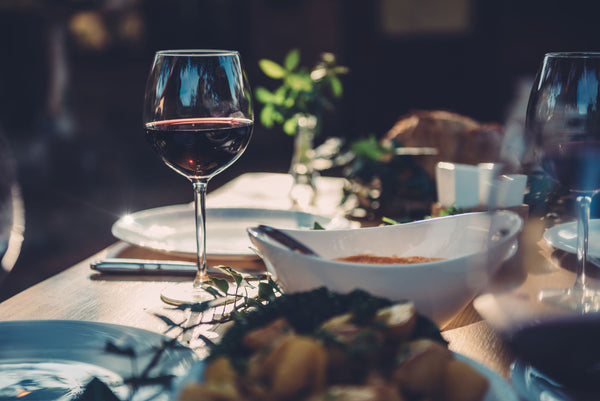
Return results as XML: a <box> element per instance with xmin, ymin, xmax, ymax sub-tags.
<box><xmin>242</xmin><ymin>317</ymin><xmax>293</xmax><ymax>351</ymax></box>
<box><xmin>393</xmin><ymin>339</ymin><xmax>453</xmax><ymax>397</ymax></box>
<box><xmin>374</xmin><ymin>302</ymin><xmax>417</xmax><ymax>340</ymax></box>
<box><xmin>180</xmin><ymin>294</ymin><xmax>490</xmax><ymax>401</ymax></box>
<box><xmin>179</xmin><ymin>357</ymin><xmax>239</xmax><ymax>401</ymax></box>
<box><xmin>440</xmin><ymin>359</ymin><xmax>489</xmax><ymax>401</ymax></box>
<box><xmin>267</xmin><ymin>335</ymin><xmax>328</xmax><ymax>400</ymax></box>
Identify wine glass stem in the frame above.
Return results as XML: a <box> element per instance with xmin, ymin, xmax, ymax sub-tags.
<box><xmin>574</xmin><ymin>194</ymin><xmax>593</xmax><ymax>292</ymax></box>
<box><xmin>192</xmin><ymin>179</ymin><xmax>208</xmax><ymax>288</ymax></box>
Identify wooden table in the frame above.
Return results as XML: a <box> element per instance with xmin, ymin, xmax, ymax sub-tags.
<box><xmin>1</xmin><ymin>172</ymin><xmax>570</xmax><ymax>384</ymax></box>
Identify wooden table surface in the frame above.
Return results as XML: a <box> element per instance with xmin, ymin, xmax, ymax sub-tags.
<box><xmin>0</xmin><ymin>172</ymin><xmax>587</xmax><ymax>389</ymax></box>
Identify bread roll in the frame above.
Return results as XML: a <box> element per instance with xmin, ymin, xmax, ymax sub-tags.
<box><xmin>382</xmin><ymin>110</ymin><xmax>504</xmax><ymax>179</ymax></box>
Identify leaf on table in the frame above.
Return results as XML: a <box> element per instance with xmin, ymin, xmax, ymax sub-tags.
<box><xmin>313</xmin><ymin>221</ymin><xmax>325</xmax><ymax>230</ymax></box>
<box><xmin>258</xmin><ymin>282</ymin><xmax>276</xmax><ymax>302</ymax></box>
<box><xmin>211</xmin><ymin>277</ymin><xmax>230</xmax><ymax>294</ymax></box>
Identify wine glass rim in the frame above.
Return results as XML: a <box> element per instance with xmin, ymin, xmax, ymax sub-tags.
<box><xmin>155</xmin><ymin>49</ymin><xmax>239</xmax><ymax>57</ymax></box>
<box><xmin>545</xmin><ymin>51</ymin><xmax>600</xmax><ymax>58</ymax></box>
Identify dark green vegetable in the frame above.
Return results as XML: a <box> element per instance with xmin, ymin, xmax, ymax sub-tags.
<box><xmin>208</xmin><ymin>287</ymin><xmax>446</xmax><ymax>372</ymax></box>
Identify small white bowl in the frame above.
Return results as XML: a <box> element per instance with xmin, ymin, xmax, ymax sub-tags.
<box><xmin>248</xmin><ymin>211</ymin><xmax>522</xmax><ymax>326</ymax></box>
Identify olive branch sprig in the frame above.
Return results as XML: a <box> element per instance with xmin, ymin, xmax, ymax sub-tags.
<box><xmin>154</xmin><ymin>266</ymin><xmax>282</xmax><ymax>343</ymax></box>
<box><xmin>89</xmin><ymin>267</ymin><xmax>281</xmax><ymax>401</ymax></box>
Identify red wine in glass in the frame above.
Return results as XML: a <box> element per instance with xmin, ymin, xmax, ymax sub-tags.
<box><xmin>507</xmin><ymin>316</ymin><xmax>600</xmax><ymax>398</ymax></box>
<box><xmin>145</xmin><ymin>117</ymin><xmax>253</xmax><ymax>179</ymax></box>
<box><xmin>143</xmin><ymin>50</ymin><xmax>253</xmax><ymax>305</ymax></box>
<box><xmin>510</xmin><ymin>52</ymin><xmax>600</xmax><ymax>400</ymax></box>
<box><xmin>541</xmin><ymin>141</ymin><xmax>600</xmax><ymax>193</ymax></box>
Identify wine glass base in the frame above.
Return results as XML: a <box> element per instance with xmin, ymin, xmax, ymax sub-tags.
<box><xmin>539</xmin><ymin>287</ymin><xmax>600</xmax><ymax>313</ymax></box>
<box><xmin>160</xmin><ymin>283</ymin><xmax>213</xmax><ymax>306</ymax></box>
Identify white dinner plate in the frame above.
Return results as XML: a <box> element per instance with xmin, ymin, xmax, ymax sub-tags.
<box><xmin>0</xmin><ymin>320</ymin><xmax>198</xmax><ymax>401</ymax></box>
<box><xmin>173</xmin><ymin>353</ymin><xmax>519</xmax><ymax>401</ymax></box>
<box><xmin>112</xmin><ymin>205</ymin><xmax>352</xmax><ymax>259</ymax></box>
<box><xmin>543</xmin><ymin>219</ymin><xmax>600</xmax><ymax>258</ymax></box>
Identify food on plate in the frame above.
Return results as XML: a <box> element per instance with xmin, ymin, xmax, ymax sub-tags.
<box><xmin>345</xmin><ymin>110</ymin><xmax>506</xmax><ymax>220</ymax></box>
<box><xmin>334</xmin><ymin>254</ymin><xmax>444</xmax><ymax>264</ymax></box>
<box><xmin>177</xmin><ymin>288</ymin><xmax>489</xmax><ymax>401</ymax></box>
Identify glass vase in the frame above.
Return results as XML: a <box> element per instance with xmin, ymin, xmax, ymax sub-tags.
<box><xmin>289</xmin><ymin>114</ymin><xmax>318</xmax><ymax>209</ymax></box>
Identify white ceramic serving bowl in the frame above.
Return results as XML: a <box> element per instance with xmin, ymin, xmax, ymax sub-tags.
<box><xmin>248</xmin><ymin>211</ymin><xmax>523</xmax><ymax>327</ymax></box>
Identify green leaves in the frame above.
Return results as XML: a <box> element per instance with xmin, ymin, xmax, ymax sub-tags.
<box><xmin>259</xmin><ymin>104</ymin><xmax>276</xmax><ymax>128</ymax></box>
<box><xmin>382</xmin><ymin>216</ymin><xmax>401</xmax><ymax>225</ymax></box>
<box><xmin>258</xmin><ymin>48</ymin><xmax>301</xmax><ymax>79</ymax></box>
<box><xmin>217</xmin><ymin>266</ymin><xmax>244</xmax><ymax>287</ymax></box>
<box><xmin>211</xmin><ymin>277</ymin><xmax>230</xmax><ymax>295</ymax></box>
<box><xmin>329</xmin><ymin>75</ymin><xmax>343</xmax><ymax>97</ymax></box>
<box><xmin>258</xmin><ymin>282</ymin><xmax>276</xmax><ymax>302</ymax></box>
<box><xmin>155</xmin><ymin>266</ymin><xmax>283</xmax><ymax>329</ymax></box>
<box><xmin>283</xmin><ymin>116</ymin><xmax>298</xmax><ymax>135</ymax></box>
<box><xmin>313</xmin><ymin>221</ymin><xmax>325</xmax><ymax>230</ymax></box>
<box><xmin>438</xmin><ymin>205</ymin><xmax>466</xmax><ymax>217</ymax></box>
<box><xmin>256</xmin><ymin>48</ymin><xmax>348</xmax><ymax>136</ymax></box>
<box><xmin>259</xmin><ymin>59</ymin><xmax>286</xmax><ymax>79</ymax></box>
<box><xmin>285</xmin><ymin>72</ymin><xmax>312</xmax><ymax>92</ymax></box>
<box><xmin>284</xmin><ymin>48</ymin><xmax>300</xmax><ymax>70</ymax></box>
<box><xmin>102</xmin><ymin>270</ymin><xmax>282</xmax><ymax>401</ymax></box>
<box><xmin>254</xmin><ymin>87</ymin><xmax>277</xmax><ymax>104</ymax></box>
<box><xmin>351</xmin><ymin>135</ymin><xmax>394</xmax><ymax>161</ymax></box>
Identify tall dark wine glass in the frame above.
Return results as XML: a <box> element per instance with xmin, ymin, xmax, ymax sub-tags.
<box><xmin>143</xmin><ymin>50</ymin><xmax>253</xmax><ymax>305</ymax></box>
<box><xmin>0</xmin><ymin>129</ymin><xmax>24</xmax><ymax>290</ymax></box>
<box><xmin>527</xmin><ymin>52</ymin><xmax>600</xmax><ymax>312</ymax></box>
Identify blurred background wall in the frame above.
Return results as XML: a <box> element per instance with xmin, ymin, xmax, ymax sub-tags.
<box><xmin>1</xmin><ymin>0</ymin><xmax>599</xmax><ymax>300</ymax></box>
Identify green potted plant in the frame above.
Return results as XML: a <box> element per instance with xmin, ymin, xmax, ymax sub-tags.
<box><xmin>255</xmin><ymin>49</ymin><xmax>348</xmax><ymax>207</ymax></box>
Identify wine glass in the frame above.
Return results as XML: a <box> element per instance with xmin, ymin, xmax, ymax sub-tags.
<box><xmin>526</xmin><ymin>52</ymin><xmax>600</xmax><ymax>313</ymax></box>
<box><xmin>143</xmin><ymin>50</ymin><xmax>253</xmax><ymax>305</ymax></box>
<box><xmin>0</xmin><ymin>128</ymin><xmax>24</xmax><ymax>290</ymax></box>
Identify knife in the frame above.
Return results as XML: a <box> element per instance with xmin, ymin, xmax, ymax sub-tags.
<box><xmin>91</xmin><ymin>258</ymin><xmax>206</xmax><ymax>275</ymax></box>
<box><xmin>90</xmin><ymin>258</ymin><xmax>266</xmax><ymax>279</ymax></box>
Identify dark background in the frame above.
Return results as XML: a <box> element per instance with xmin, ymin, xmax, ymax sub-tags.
<box><xmin>1</xmin><ymin>0</ymin><xmax>599</xmax><ymax>301</ymax></box>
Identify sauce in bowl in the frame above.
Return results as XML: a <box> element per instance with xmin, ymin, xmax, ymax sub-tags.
<box><xmin>334</xmin><ymin>254</ymin><xmax>443</xmax><ymax>264</ymax></box>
